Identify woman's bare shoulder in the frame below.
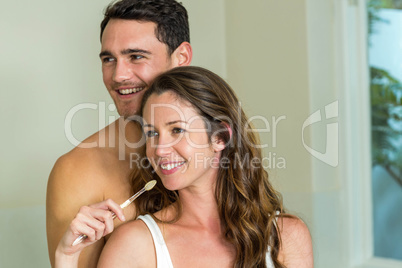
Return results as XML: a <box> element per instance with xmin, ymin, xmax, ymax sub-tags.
<box><xmin>98</xmin><ymin>219</ymin><xmax>156</xmax><ymax>268</ymax></box>
<box><xmin>277</xmin><ymin>215</ymin><xmax>314</xmax><ymax>267</ymax></box>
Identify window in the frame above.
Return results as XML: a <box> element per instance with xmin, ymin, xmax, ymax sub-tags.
<box><xmin>368</xmin><ymin>0</ymin><xmax>402</xmax><ymax>261</ymax></box>
<box><xmin>329</xmin><ymin>0</ymin><xmax>402</xmax><ymax>267</ymax></box>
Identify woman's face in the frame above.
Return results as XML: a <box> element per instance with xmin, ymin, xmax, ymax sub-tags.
<box><xmin>142</xmin><ymin>91</ymin><xmax>221</xmax><ymax>191</ymax></box>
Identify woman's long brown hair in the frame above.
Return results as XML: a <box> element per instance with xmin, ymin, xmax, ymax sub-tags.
<box><xmin>131</xmin><ymin>66</ymin><xmax>286</xmax><ymax>267</ymax></box>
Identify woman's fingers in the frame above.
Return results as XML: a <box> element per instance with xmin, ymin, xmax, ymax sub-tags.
<box><xmin>70</xmin><ymin>217</ymin><xmax>103</xmax><ymax>243</ymax></box>
<box><xmin>89</xmin><ymin>199</ymin><xmax>126</xmax><ymax>222</ymax></box>
<box><xmin>73</xmin><ymin>201</ymin><xmax>124</xmax><ymax>240</ymax></box>
<box><xmin>56</xmin><ymin>198</ymin><xmax>128</xmax><ymax>258</ymax></box>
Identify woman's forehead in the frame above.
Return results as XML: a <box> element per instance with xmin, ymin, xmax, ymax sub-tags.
<box><xmin>143</xmin><ymin>92</ymin><xmax>202</xmax><ymax>124</ymax></box>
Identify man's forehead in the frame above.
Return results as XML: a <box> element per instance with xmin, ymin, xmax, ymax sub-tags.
<box><xmin>101</xmin><ymin>19</ymin><xmax>159</xmax><ymax>45</ymax></box>
<box><xmin>100</xmin><ymin>19</ymin><xmax>169</xmax><ymax>55</ymax></box>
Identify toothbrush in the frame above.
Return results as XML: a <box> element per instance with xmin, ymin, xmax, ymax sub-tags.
<box><xmin>71</xmin><ymin>180</ymin><xmax>157</xmax><ymax>246</ymax></box>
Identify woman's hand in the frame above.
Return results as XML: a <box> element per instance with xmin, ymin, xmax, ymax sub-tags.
<box><xmin>55</xmin><ymin>199</ymin><xmax>126</xmax><ymax>267</ymax></box>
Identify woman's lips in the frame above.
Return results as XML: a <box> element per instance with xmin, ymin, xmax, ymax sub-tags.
<box><xmin>159</xmin><ymin>161</ymin><xmax>186</xmax><ymax>175</ymax></box>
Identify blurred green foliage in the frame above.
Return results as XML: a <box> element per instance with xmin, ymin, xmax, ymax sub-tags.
<box><xmin>370</xmin><ymin>66</ymin><xmax>402</xmax><ymax>186</ymax></box>
<box><xmin>369</xmin><ymin>0</ymin><xmax>402</xmax><ymax>187</ymax></box>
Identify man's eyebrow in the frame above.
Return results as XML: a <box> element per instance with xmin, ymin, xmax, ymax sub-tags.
<box><xmin>99</xmin><ymin>50</ymin><xmax>112</xmax><ymax>58</ymax></box>
<box><xmin>99</xmin><ymin>49</ymin><xmax>151</xmax><ymax>58</ymax></box>
<box><xmin>121</xmin><ymin>48</ymin><xmax>151</xmax><ymax>55</ymax></box>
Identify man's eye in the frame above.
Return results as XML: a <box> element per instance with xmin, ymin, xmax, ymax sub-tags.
<box><xmin>145</xmin><ymin>130</ymin><xmax>158</xmax><ymax>138</ymax></box>
<box><xmin>131</xmin><ymin>55</ymin><xmax>144</xmax><ymax>60</ymax></box>
<box><xmin>172</xmin><ymin>128</ymin><xmax>185</xmax><ymax>134</ymax></box>
<box><xmin>102</xmin><ymin>57</ymin><xmax>114</xmax><ymax>63</ymax></box>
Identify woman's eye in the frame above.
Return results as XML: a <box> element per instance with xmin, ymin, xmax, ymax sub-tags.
<box><xmin>145</xmin><ymin>130</ymin><xmax>158</xmax><ymax>138</ymax></box>
<box><xmin>172</xmin><ymin>128</ymin><xmax>185</xmax><ymax>134</ymax></box>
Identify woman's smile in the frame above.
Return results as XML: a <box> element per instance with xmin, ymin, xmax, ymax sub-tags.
<box><xmin>159</xmin><ymin>161</ymin><xmax>186</xmax><ymax>175</ymax></box>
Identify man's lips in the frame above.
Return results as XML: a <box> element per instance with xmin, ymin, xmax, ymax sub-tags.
<box><xmin>116</xmin><ymin>87</ymin><xmax>145</xmax><ymax>95</ymax></box>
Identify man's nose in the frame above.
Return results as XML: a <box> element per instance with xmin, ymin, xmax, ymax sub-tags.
<box><xmin>113</xmin><ymin>61</ymin><xmax>133</xmax><ymax>83</ymax></box>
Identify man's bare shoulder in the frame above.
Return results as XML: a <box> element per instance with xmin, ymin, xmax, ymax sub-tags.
<box><xmin>98</xmin><ymin>219</ymin><xmax>156</xmax><ymax>267</ymax></box>
<box><xmin>49</xmin><ymin>120</ymin><xmax>126</xmax><ymax>187</ymax></box>
<box><xmin>46</xmin><ymin>129</ymin><xmax>115</xmax><ymax>227</ymax></box>
<box><xmin>58</xmin><ymin>142</ymin><xmax>112</xmax><ymax>171</ymax></box>
<box><xmin>49</xmin><ymin>148</ymin><xmax>110</xmax><ymax>193</ymax></box>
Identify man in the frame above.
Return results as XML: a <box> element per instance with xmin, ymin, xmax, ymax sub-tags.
<box><xmin>46</xmin><ymin>0</ymin><xmax>192</xmax><ymax>267</ymax></box>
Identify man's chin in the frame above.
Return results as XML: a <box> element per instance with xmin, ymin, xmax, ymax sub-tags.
<box><xmin>115</xmin><ymin>106</ymin><xmax>138</xmax><ymax>118</ymax></box>
<box><xmin>120</xmin><ymin>112</ymin><xmax>142</xmax><ymax>122</ymax></box>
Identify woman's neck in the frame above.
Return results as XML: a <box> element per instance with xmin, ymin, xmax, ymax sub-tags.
<box><xmin>176</xmin><ymin>183</ymin><xmax>221</xmax><ymax>231</ymax></box>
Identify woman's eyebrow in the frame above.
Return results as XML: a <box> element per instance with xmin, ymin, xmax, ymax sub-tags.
<box><xmin>143</xmin><ymin>120</ymin><xmax>187</xmax><ymax>128</ymax></box>
<box><xmin>166</xmin><ymin>120</ymin><xmax>187</xmax><ymax>126</ymax></box>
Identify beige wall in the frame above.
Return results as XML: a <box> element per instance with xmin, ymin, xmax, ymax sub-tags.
<box><xmin>183</xmin><ymin>0</ymin><xmax>227</xmax><ymax>77</ymax></box>
<box><xmin>0</xmin><ymin>1</ymin><xmax>112</xmax><ymax>266</ymax></box>
<box><xmin>0</xmin><ymin>0</ymin><xmax>342</xmax><ymax>267</ymax></box>
<box><xmin>225</xmin><ymin>0</ymin><xmax>313</xmax><ymax>201</ymax></box>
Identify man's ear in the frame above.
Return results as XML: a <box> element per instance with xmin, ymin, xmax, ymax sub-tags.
<box><xmin>171</xmin><ymin>42</ymin><xmax>192</xmax><ymax>67</ymax></box>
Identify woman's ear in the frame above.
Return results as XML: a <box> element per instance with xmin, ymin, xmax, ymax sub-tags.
<box><xmin>212</xmin><ymin>138</ymin><xmax>225</xmax><ymax>152</ymax></box>
<box><xmin>212</xmin><ymin>122</ymin><xmax>232</xmax><ymax>152</ymax></box>
<box><xmin>222</xmin><ymin>122</ymin><xmax>232</xmax><ymax>140</ymax></box>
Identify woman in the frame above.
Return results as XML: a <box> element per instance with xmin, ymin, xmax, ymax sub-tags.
<box><xmin>99</xmin><ymin>66</ymin><xmax>313</xmax><ymax>267</ymax></box>
<box><xmin>56</xmin><ymin>66</ymin><xmax>313</xmax><ymax>267</ymax></box>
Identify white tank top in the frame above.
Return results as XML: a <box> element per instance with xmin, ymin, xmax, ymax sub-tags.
<box><xmin>137</xmin><ymin>214</ymin><xmax>274</xmax><ymax>268</ymax></box>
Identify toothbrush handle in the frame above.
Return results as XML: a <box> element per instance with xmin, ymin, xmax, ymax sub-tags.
<box><xmin>72</xmin><ymin>234</ymin><xmax>86</xmax><ymax>246</ymax></box>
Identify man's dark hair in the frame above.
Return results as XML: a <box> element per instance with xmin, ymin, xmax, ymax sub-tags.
<box><xmin>100</xmin><ymin>0</ymin><xmax>190</xmax><ymax>55</ymax></box>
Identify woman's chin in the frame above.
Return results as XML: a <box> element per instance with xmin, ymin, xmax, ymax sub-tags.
<box><xmin>159</xmin><ymin>179</ymin><xmax>180</xmax><ymax>192</ymax></box>
<box><xmin>162</xmin><ymin>183</ymin><xmax>179</xmax><ymax>192</ymax></box>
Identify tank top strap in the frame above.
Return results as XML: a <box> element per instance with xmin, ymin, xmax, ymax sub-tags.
<box><xmin>137</xmin><ymin>214</ymin><xmax>174</xmax><ymax>268</ymax></box>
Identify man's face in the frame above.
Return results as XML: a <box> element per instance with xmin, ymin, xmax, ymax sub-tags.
<box><xmin>100</xmin><ymin>19</ymin><xmax>174</xmax><ymax>117</ymax></box>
